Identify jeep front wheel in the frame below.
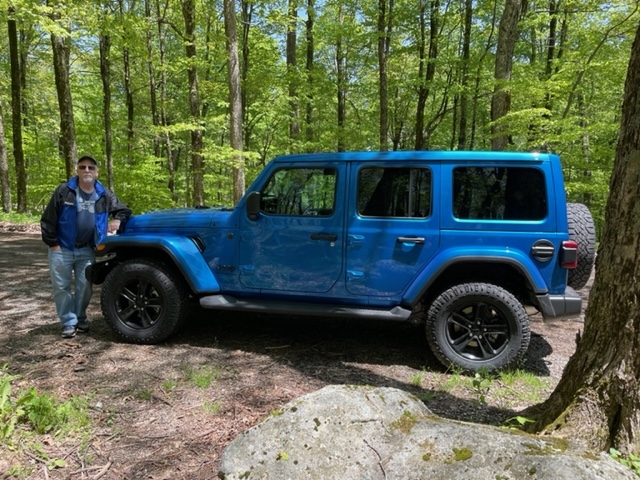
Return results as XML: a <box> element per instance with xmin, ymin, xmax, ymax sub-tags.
<box><xmin>101</xmin><ymin>259</ymin><xmax>190</xmax><ymax>344</ymax></box>
<box><xmin>425</xmin><ymin>283</ymin><xmax>530</xmax><ymax>372</ymax></box>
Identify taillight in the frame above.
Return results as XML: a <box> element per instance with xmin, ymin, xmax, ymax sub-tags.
<box><xmin>561</xmin><ymin>240</ymin><xmax>578</xmax><ymax>269</ymax></box>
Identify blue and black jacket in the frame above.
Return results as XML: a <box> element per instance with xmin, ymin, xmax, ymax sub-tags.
<box><xmin>40</xmin><ymin>177</ymin><xmax>132</xmax><ymax>250</ymax></box>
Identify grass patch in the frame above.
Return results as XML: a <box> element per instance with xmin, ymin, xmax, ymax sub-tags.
<box><xmin>202</xmin><ymin>400</ymin><xmax>222</xmax><ymax>415</ymax></box>
<box><xmin>496</xmin><ymin>369</ymin><xmax>552</xmax><ymax>404</ymax></box>
<box><xmin>410</xmin><ymin>370</ymin><xmax>425</xmax><ymax>387</ymax></box>
<box><xmin>0</xmin><ymin>212</ymin><xmax>39</xmax><ymax>225</ymax></box>
<box><xmin>181</xmin><ymin>364</ymin><xmax>220</xmax><ymax>388</ymax></box>
<box><xmin>162</xmin><ymin>378</ymin><xmax>178</xmax><ymax>392</ymax></box>
<box><xmin>434</xmin><ymin>367</ymin><xmax>552</xmax><ymax>408</ymax></box>
<box><xmin>134</xmin><ymin>389</ymin><xmax>153</xmax><ymax>401</ymax></box>
<box><xmin>0</xmin><ymin>365</ymin><xmax>92</xmax><ymax>476</ymax></box>
<box><xmin>1</xmin><ymin>367</ymin><xmax>90</xmax><ymax>440</ymax></box>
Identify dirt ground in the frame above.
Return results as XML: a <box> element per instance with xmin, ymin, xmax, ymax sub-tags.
<box><xmin>0</xmin><ymin>226</ymin><xmax>591</xmax><ymax>479</ymax></box>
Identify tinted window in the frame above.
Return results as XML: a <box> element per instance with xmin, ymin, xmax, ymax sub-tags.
<box><xmin>358</xmin><ymin>167</ymin><xmax>431</xmax><ymax>218</ymax></box>
<box><xmin>260</xmin><ymin>168</ymin><xmax>336</xmax><ymax>216</ymax></box>
<box><xmin>453</xmin><ymin>167</ymin><xmax>547</xmax><ymax>220</ymax></box>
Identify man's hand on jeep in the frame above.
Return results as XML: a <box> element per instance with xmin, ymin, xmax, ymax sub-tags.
<box><xmin>108</xmin><ymin>219</ymin><xmax>121</xmax><ymax>234</ymax></box>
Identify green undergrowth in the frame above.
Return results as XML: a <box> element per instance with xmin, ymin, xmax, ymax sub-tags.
<box><xmin>0</xmin><ymin>365</ymin><xmax>92</xmax><ymax>477</ymax></box>
<box><xmin>430</xmin><ymin>367</ymin><xmax>553</xmax><ymax>407</ymax></box>
<box><xmin>0</xmin><ymin>212</ymin><xmax>39</xmax><ymax>225</ymax></box>
<box><xmin>609</xmin><ymin>448</ymin><xmax>640</xmax><ymax>477</ymax></box>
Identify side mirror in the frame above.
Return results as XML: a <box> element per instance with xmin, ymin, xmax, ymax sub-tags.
<box><xmin>246</xmin><ymin>191</ymin><xmax>261</xmax><ymax>220</ymax></box>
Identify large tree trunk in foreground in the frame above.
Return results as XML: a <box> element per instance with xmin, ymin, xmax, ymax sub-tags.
<box><xmin>524</xmin><ymin>21</ymin><xmax>640</xmax><ymax>456</ymax></box>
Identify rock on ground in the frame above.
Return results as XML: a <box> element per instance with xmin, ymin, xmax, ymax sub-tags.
<box><xmin>219</xmin><ymin>385</ymin><xmax>634</xmax><ymax>480</ymax></box>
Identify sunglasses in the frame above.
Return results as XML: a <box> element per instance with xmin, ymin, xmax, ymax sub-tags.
<box><xmin>77</xmin><ymin>165</ymin><xmax>97</xmax><ymax>171</ymax></box>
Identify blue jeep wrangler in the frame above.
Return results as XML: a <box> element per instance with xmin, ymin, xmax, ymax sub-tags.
<box><xmin>87</xmin><ymin>151</ymin><xmax>595</xmax><ymax>371</ymax></box>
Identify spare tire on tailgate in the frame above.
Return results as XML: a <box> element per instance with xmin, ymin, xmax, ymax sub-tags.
<box><xmin>567</xmin><ymin>203</ymin><xmax>596</xmax><ymax>289</ymax></box>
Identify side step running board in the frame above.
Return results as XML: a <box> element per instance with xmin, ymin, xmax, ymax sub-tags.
<box><xmin>199</xmin><ymin>295</ymin><xmax>412</xmax><ymax>321</ymax></box>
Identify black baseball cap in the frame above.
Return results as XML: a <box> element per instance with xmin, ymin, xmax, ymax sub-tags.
<box><xmin>78</xmin><ymin>155</ymin><xmax>97</xmax><ymax>165</ymax></box>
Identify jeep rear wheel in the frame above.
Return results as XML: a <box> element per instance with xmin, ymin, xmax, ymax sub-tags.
<box><xmin>101</xmin><ymin>259</ymin><xmax>190</xmax><ymax>344</ymax></box>
<box><xmin>567</xmin><ymin>202</ymin><xmax>596</xmax><ymax>290</ymax></box>
<box><xmin>426</xmin><ymin>283</ymin><xmax>530</xmax><ymax>372</ymax></box>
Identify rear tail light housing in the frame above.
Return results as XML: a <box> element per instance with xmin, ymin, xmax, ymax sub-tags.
<box><xmin>561</xmin><ymin>240</ymin><xmax>578</xmax><ymax>269</ymax></box>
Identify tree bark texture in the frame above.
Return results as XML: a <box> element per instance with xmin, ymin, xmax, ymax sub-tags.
<box><xmin>181</xmin><ymin>0</ymin><xmax>204</xmax><ymax>206</ymax></box>
<box><xmin>9</xmin><ymin>8</ymin><xmax>27</xmax><ymax>212</ymax></box>
<box><xmin>336</xmin><ymin>6</ymin><xmax>346</xmax><ymax>153</ymax></box>
<box><xmin>377</xmin><ymin>0</ymin><xmax>390</xmax><ymax>151</ymax></box>
<box><xmin>414</xmin><ymin>0</ymin><xmax>438</xmax><ymax>151</ymax></box>
<box><xmin>224</xmin><ymin>0</ymin><xmax>245</xmax><ymax>204</ymax></box>
<box><xmin>457</xmin><ymin>0</ymin><xmax>472</xmax><ymax>150</ymax></box>
<box><xmin>525</xmin><ymin>21</ymin><xmax>640</xmax><ymax>456</ymax></box>
<box><xmin>154</xmin><ymin>0</ymin><xmax>176</xmax><ymax>201</ymax></box>
<box><xmin>241</xmin><ymin>1</ymin><xmax>252</xmax><ymax>150</ymax></box>
<box><xmin>287</xmin><ymin>0</ymin><xmax>300</xmax><ymax>143</ymax></box>
<box><xmin>100</xmin><ymin>34</ymin><xmax>114</xmax><ymax>190</ymax></box>
<box><xmin>305</xmin><ymin>0</ymin><xmax>315</xmax><ymax>148</ymax></box>
<box><xmin>145</xmin><ymin>0</ymin><xmax>160</xmax><ymax>158</ymax></box>
<box><xmin>490</xmin><ymin>0</ymin><xmax>522</xmax><ymax>151</ymax></box>
<box><xmin>0</xmin><ymin>99</ymin><xmax>10</xmax><ymax>213</ymax></box>
<box><xmin>50</xmin><ymin>30</ymin><xmax>77</xmax><ymax>178</ymax></box>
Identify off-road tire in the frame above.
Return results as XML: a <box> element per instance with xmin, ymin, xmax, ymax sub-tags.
<box><xmin>426</xmin><ymin>282</ymin><xmax>530</xmax><ymax>372</ymax></box>
<box><xmin>567</xmin><ymin>202</ymin><xmax>596</xmax><ymax>290</ymax></box>
<box><xmin>101</xmin><ymin>258</ymin><xmax>190</xmax><ymax>344</ymax></box>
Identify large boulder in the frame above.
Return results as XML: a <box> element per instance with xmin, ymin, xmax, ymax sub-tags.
<box><xmin>219</xmin><ymin>385</ymin><xmax>634</xmax><ymax>480</ymax></box>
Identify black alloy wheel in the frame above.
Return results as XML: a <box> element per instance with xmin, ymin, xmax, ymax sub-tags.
<box><xmin>101</xmin><ymin>259</ymin><xmax>190</xmax><ymax>344</ymax></box>
<box><xmin>426</xmin><ymin>282</ymin><xmax>530</xmax><ymax>372</ymax></box>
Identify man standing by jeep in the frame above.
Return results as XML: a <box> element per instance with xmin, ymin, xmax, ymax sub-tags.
<box><xmin>40</xmin><ymin>155</ymin><xmax>131</xmax><ymax>338</ymax></box>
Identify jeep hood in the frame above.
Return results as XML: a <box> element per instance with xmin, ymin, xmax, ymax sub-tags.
<box><xmin>124</xmin><ymin>207</ymin><xmax>234</xmax><ymax>231</ymax></box>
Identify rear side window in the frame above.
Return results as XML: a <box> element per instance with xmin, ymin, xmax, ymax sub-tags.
<box><xmin>358</xmin><ymin>167</ymin><xmax>431</xmax><ymax>218</ymax></box>
<box><xmin>260</xmin><ymin>167</ymin><xmax>337</xmax><ymax>216</ymax></box>
<box><xmin>453</xmin><ymin>167</ymin><xmax>547</xmax><ymax>220</ymax></box>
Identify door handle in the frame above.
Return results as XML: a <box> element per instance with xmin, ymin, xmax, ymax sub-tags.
<box><xmin>396</xmin><ymin>237</ymin><xmax>425</xmax><ymax>244</ymax></box>
<box><xmin>311</xmin><ymin>233</ymin><xmax>338</xmax><ymax>241</ymax></box>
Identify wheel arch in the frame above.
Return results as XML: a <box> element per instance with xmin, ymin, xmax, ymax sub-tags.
<box><xmin>406</xmin><ymin>256</ymin><xmax>544</xmax><ymax>311</ymax></box>
<box><xmin>90</xmin><ymin>236</ymin><xmax>220</xmax><ymax>295</ymax></box>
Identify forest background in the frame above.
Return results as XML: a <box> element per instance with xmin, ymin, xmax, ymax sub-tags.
<box><xmin>0</xmin><ymin>0</ymin><xmax>639</xmax><ymax>235</ymax></box>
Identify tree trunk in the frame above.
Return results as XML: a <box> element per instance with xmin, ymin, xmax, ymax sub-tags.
<box><xmin>457</xmin><ymin>0</ymin><xmax>472</xmax><ymax>150</ymax></box>
<box><xmin>524</xmin><ymin>21</ymin><xmax>640</xmax><ymax>456</ymax></box>
<box><xmin>8</xmin><ymin>7</ymin><xmax>26</xmax><ymax>212</ymax></box>
<box><xmin>117</xmin><ymin>0</ymin><xmax>135</xmax><ymax>164</ymax></box>
<box><xmin>377</xmin><ymin>0</ymin><xmax>391</xmax><ymax>151</ymax></box>
<box><xmin>224</xmin><ymin>0</ymin><xmax>245</xmax><ymax>204</ymax></box>
<box><xmin>99</xmin><ymin>33</ymin><xmax>114</xmax><ymax>190</ymax></box>
<box><xmin>305</xmin><ymin>0</ymin><xmax>315</xmax><ymax>148</ymax></box>
<box><xmin>181</xmin><ymin>0</ymin><xmax>204</xmax><ymax>206</ymax></box>
<box><xmin>50</xmin><ymin>30</ymin><xmax>77</xmax><ymax>178</ymax></box>
<box><xmin>336</xmin><ymin>6</ymin><xmax>346</xmax><ymax>153</ymax></box>
<box><xmin>241</xmin><ymin>0</ymin><xmax>253</xmax><ymax>149</ymax></box>
<box><xmin>0</xmin><ymin>99</ymin><xmax>10</xmax><ymax>213</ymax></box>
<box><xmin>287</xmin><ymin>0</ymin><xmax>300</xmax><ymax>145</ymax></box>
<box><xmin>414</xmin><ymin>0</ymin><xmax>438</xmax><ymax>151</ymax></box>
<box><xmin>154</xmin><ymin>0</ymin><xmax>176</xmax><ymax>202</ymax></box>
<box><xmin>490</xmin><ymin>0</ymin><xmax>522</xmax><ymax>151</ymax></box>
<box><xmin>145</xmin><ymin>0</ymin><xmax>160</xmax><ymax>158</ymax></box>
<box><xmin>544</xmin><ymin>0</ymin><xmax>558</xmax><ymax>111</ymax></box>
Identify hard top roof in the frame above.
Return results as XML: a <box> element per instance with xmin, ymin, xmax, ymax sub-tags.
<box><xmin>271</xmin><ymin>150</ymin><xmax>554</xmax><ymax>163</ymax></box>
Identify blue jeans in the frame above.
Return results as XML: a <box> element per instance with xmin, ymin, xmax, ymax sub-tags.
<box><xmin>48</xmin><ymin>246</ymin><xmax>95</xmax><ymax>327</ymax></box>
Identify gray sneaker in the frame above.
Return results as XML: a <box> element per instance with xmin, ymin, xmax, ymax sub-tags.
<box><xmin>62</xmin><ymin>325</ymin><xmax>77</xmax><ymax>338</ymax></box>
<box><xmin>77</xmin><ymin>320</ymin><xmax>90</xmax><ymax>333</ymax></box>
